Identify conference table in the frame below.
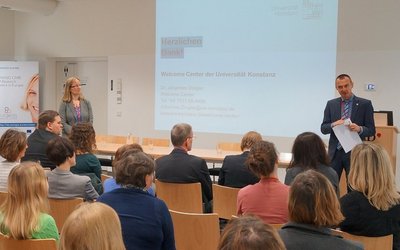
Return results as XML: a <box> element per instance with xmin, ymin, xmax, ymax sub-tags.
<box><xmin>95</xmin><ymin>142</ymin><xmax>292</xmax><ymax>167</ymax></box>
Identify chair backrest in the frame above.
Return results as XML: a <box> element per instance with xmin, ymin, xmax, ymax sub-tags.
<box><xmin>96</xmin><ymin>134</ymin><xmax>138</xmax><ymax>144</ymax></box>
<box><xmin>169</xmin><ymin>210</ymin><xmax>220</xmax><ymax>250</ymax></box>
<box><xmin>0</xmin><ymin>233</ymin><xmax>57</xmax><ymax>250</ymax></box>
<box><xmin>212</xmin><ymin>184</ymin><xmax>240</xmax><ymax>219</ymax></box>
<box><xmin>101</xmin><ymin>173</ymin><xmax>112</xmax><ymax>183</ymax></box>
<box><xmin>217</xmin><ymin>142</ymin><xmax>241</xmax><ymax>152</ymax></box>
<box><xmin>155</xmin><ymin>180</ymin><xmax>203</xmax><ymax>213</ymax></box>
<box><xmin>0</xmin><ymin>192</ymin><xmax>7</xmax><ymax>206</ymax></box>
<box><xmin>142</xmin><ymin>137</ymin><xmax>170</xmax><ymax>147</ymax></box>
<box><xmin>332</xmin><ymin>229</ymin><xmax>393</xmax><ymax>250</ymax></box>
<box><xmin>269</xmin><ymin>223</ymin><xmax>284</xmax><ymax>230</ymax></box>
<box><xmin>48</xmin><ymin>198</ymin><xmax>84</xmax><ymax>232</ymax></box>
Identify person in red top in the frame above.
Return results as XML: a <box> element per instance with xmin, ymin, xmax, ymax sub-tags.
<box><xmin>236</xmin><ymin>140</ymin><xmax>289</xmax><ymax>224</ymax></box>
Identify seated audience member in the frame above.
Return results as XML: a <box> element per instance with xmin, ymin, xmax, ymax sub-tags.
<box><xmin>156</xmin><ymin>123</ymin><xmax>213</xmax><ymax>212</ymax></box>
<box><xmin>284</xmin><ymin>132</ymin><xmax>339</xmax><ymax>195</ymax></box>
<box><xmin>0</xmin><ymin>129</ymin><xmax>27</xmax><ymax>191</ymax></box>
<box><xmin>0</xmin><ymin>162</ymin><xmax>59</xmax><ymax>241</ymax></box>
<box><xmin>218</xmin><ymin>215</ymin><xmax>285</xmax><ymax>250</ymax></box>
<box><xmin>103</xmin><ymin>143</ymin><xmax>155</xmax><ymax>196</ymax></box>
<box><xmin>22</xmin><ymin>110</ymin><xmax>63</xmax><ymax>169</ymax></box>
<box><xmin>46</xmin><ymin>137</ymin><xmax>99</xmax><ymax>201</ymax></box>
<box><xmin>97</xmin><ymin>151</ymin><xmax>175</xmax><ymax>250</ymax></box>
<box><xmin>69</xmin><ymin>123</ymin><xmax>103</xmax><ymax>194</ymax></box>
<box><xmin>218</xmin><ymin>131</ymin><xmax>262</xmax><ymax>188</ymax></box>
<box><xmin>60</xmin><ymin>202</ymin><xmax>125</xmax><ymax>250</ymax></box>
<box><xmin>340</xmin><ymin>143</ymin><xmax>400</xmax><ymax>250</ymax></box>
<box><xmin>279</xmin><ymin>170</ymin><xmax>362</xmax><ymax>250</ymax></box>
<box><xmin>237</xmin><ymin>140</ymin><xmax>289</xmax><ymax>224</ymax></box>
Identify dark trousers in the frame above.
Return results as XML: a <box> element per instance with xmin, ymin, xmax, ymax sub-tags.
<box><xmin>331</xmin><ymin>149</ymin><xmax>351</xmax><ymax>192</ymax></box>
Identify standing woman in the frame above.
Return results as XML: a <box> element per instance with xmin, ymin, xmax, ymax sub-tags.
<box><xmin>0</xmin><ymin>129</ymin><xmax>27</xmax><ymax>191</ymax></box>
<box><xmin>59</xmin><ymin>77</ymin><xmax>93</xmax><ymax>137</ymax></box>
<box><xmin>0</xmin><ymin>162</ymin><xmax>59</xmax><ymax>241</ymax></box>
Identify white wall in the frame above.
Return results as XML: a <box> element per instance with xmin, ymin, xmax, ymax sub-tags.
<box><xmin>4</xmin><ymin>0</ymin><xmax>400</xmax><ymax>182</ymax></box>
<box><xmin>0</xmin><ymin>9</ymin><xmax>15</xmax><ymax>60</ymax></box>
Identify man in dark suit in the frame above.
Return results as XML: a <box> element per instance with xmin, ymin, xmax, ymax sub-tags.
<box><xmin>218</xmin><ymin>131</ymin><xmax>261</xmax><ymax>188</ymax></box>
<box><xmin>321</xmin><ymin>74</ymin><xmax>375</xmax><ymax>181</ymax></box>
<box><xmin>155</xmin><ymin>123</ymin><xmax>213</xmax><ymax>212</ymax></box>
<box><xmin>22</xmin><ymin>110</ymin><xmax>63</xmax><ymax>169</ymax></box>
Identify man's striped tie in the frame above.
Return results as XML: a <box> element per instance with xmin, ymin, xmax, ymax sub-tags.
<box><xmin>337</xmin><ymin>100</ymin><xmax>351</xmax><ymax>150</ymax></box>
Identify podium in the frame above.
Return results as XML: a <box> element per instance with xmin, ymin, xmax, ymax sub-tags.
<box><xmin>373</xmin><ymin>126</ymin><xmax>398</xmax><ymax>174</ymax></box>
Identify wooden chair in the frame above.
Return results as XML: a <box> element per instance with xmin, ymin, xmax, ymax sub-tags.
<box><xmin>48</xmin><ymin>198</ymin><xmax>84</xmax><ymax>232</ymax></box>
<box><xmin>96</xmin><ymin>134</ymin><xmax>138</xmax><ymax>144</ymax></box>
<box><xmin>101</xmin><ymin>173</ymin><xmax>113</xmax><ymax>189</ymax></box>
<box><xmin>155</xmin><ymin>180</ymin><xmax>203</xmax><ymax>213</ymax></box>
<box><xmin>212</xmin><ymin>184</ymin><xmax>239</xmax><ymax>219</ymax></box>
<box><xmin>142</xmin><ymin>137</ymin><xmax>170</xmax><ymax>147</ymax></box>
<box><xmin>101</xmin><ymin>173</ymin><xmax>112</xmax><ymax>183</ymax></box>
<box><xmin>217</xmin><ymin>142</ymin><xmax>241</xmax><ymax>152</ymax></box>
<box><xmin>269</xmin><ymin>223</ymin><xmax>284</xmax><ymax>230</ymax></box>
<box><xmin>169</xmin><ymin>210</ymin><xmax>220</xmax><ymax>250</ymax></box>
<box><xmin>0</xmin><ymin>192</ymin><xmax>7</xmax><ymax>206</ymax></box>
<box><xmin>332</xmin><ymin>229</ymin><xmax>393</xmax><ymax>250</ymax></box>
<box><xmin>0</xmin><ymin>233</ymin><xmax>57</xmax><ymax>250</ymax></box>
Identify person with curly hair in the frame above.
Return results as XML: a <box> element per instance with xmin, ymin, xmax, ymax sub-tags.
<box><xmin>69</xmin><ymin>123</ymin><xmax>102</xmax><ymax>194</ymax></box>
<box><xmin>237</xmin><ymin>140</ymin><xmax>289</xmax><ymax>224</ymax></box>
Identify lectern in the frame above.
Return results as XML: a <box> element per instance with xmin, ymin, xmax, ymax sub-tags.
<box><xmin>373</xmin><ymin>126</ymin><xmax>398</xmax><ymax>174</ymax></box>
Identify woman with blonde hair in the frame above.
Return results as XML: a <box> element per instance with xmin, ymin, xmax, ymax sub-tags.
<box><xmin>60</xmin><ymin>202</ymin><xmax>125</xmax><ymax>250</ymax></box>
<box><xmin>0</xmin><ymin>162</ymin><xmax>59</xmax><ymax>240</ymax></box>
<box><xmin>20</xmin><ymin>73</ymin><xmax>39</xmax><ymax>123</ymax></box>
<box><xmin>340</xmin><ymin>142</ymin><xmax>400</xmax><ymax>249</ymax></box>
<box><xmin>59</xmin><ymin>76</ymin><xmax>93</xmax><ymax>137</ymax></box>
<box><xmin>218</xmin><ymin>215</ymin><xmax>285</xmax><ymax>250</ymax></box>
<box><xmin>0</xmin><ymin>129</ymin><xmax>27</xmax><ymax>191</ymax></box>
<box><xmin>279</xmin><ymin>170</ymin><xmax>362</xmax><ymax>250</ymax></box>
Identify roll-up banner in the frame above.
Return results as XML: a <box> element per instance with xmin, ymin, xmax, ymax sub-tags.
<box><xmin>0</xmin><ymin>61</ymin><xmax>39</xmax><ymax>135</ymax></box>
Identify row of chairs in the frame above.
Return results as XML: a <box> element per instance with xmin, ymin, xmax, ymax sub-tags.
<box><xmin>155</xmin><ymin>180</ymin><xmax>239</xmax><ymax>218</ymax></box>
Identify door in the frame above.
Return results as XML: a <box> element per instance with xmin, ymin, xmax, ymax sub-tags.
<box><xmin>56</xmin><ymin>59</ymin><xmax>108</xmax><ymax>135</ymax></box>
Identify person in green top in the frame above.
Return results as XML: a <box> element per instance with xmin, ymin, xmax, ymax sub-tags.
<box><xmin>0</xmin><ymin>161</ymin><xmax>59</xmax><ymax>241</ymax></box>
<box><xmin>69</xmin><ymin>123</ymin><xmax>103</xmax><ymax>194</ymax></box>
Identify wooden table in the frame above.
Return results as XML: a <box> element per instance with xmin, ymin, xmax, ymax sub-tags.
<box><xmin>95</xmin><ymin>142</ymin><xmax>291</xmax><ymax>166</ymax></box>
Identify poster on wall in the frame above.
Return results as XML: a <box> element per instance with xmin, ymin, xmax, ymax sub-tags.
<box><xmin>0</xmin><ymin>61</ymin><xmax>39</xmax><ymax>135</ymax></box>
